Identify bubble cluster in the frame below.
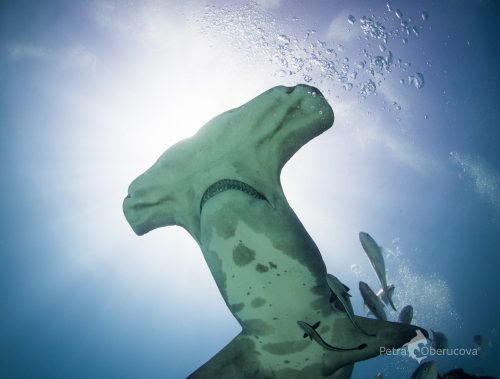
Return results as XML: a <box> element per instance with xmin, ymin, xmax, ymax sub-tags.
<box><xmin>197</xmin><ymin>2</ymin><xmax>429</xmax><ymax>103</ymax></box>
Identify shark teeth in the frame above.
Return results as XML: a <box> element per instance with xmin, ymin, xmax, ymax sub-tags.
<box><xmin>200</xmin><ymin>179</ymin><xmax>268</xmax><ymax>212</ymax></box>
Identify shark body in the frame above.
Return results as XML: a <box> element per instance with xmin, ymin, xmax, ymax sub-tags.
<box><xmin>124</xmin><ymin>85</ymin><xmax>429</xmax><ymax>378</ymax></box>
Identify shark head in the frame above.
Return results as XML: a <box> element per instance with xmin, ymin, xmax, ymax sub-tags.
<box><xmin>123</xmin><ymin>84</ymin><xmax>334</xmax><ymax>240</ymax></box>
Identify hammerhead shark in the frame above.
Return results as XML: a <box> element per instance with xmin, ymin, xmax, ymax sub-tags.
<box><xmin>123</xmin><ymin>84</ymin><xmax>428</xmax><ymax>378</ymax></box>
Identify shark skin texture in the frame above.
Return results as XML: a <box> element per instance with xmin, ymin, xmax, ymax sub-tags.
<box><xmin>123</xmin><ymin>85</ymin><xmax>428</xmax><ymax>378</ymax></box>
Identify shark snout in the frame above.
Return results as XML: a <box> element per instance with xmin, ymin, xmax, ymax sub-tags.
<box><xmin>123</xmin><ymin>174</ymin><xmax>178</xmax><ymax>236</ymax></box>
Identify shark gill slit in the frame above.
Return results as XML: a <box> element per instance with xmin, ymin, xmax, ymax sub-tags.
<box><xmin>200</xmin><ymin>179</ymin><xmax>269</xmax><ymax>212</ymax></box>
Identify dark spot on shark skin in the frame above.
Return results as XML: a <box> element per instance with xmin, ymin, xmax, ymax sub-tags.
<box><xmin>251</xmin><ymin>297</ymin><xmax>267</xmax><ymax>308</ymax></box>
<box><xmin>310</xmin><ymin>298</ymin><xmax>325</xmax><ymax>311</ymax></box>
<box><xmin>310</xmin><ymin>285</ymin><xmax>325</xmax><ymax>296</ymax></box>
<box><xmin>309</xmin><ymin>298</ymin><xmax>332</xmax><ymax>317</ymax></box>
<box><xmin>202</xmin><ymin>248</ymin><xmax>228</xmax><ymax>298</ymax></box>
<box><xmin>283</xmin><ymin>360</ymin><xmax>290</xmax><ymax>364</ymax></box>
<box><xmin>210</xmin><ymin>205</ymin><xmax>238</xmax><ymax>239</ymax></box>
<box><xmin>269</xmin><ymin>261</ymin><xmax>277</xmax><ymax>269</ymax></box>
<box><xmin>244</xmin><ymin>319</ymin><xmax>275</xmax><ymax>336</ymax></box>
<box><xmin>226</xmin><ymin>199</ymin><xmax>327</xmax><ymax>283</ymax></box>
<box><xmin>262</xmin><ymin>339</ymin><xmax>310</xmax><ymax>355</ymax></box>
<box><xmin>256</xmin><ymin>263</ymin><xmax>269</xmax><ymax>273</ymax></box>
<box><xmin>233</xmin><ymin>242</ymin><xmax>256</xmax><ymax>267</ymax></box>
<box><xmin>230</xmin><ymin>302</ymin><xmax>245</xmax><ymax>313</ymax></box>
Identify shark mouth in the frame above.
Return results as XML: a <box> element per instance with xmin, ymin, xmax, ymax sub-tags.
<box><xmin>200</xmin><ymin>179</ymin><xmax>268</xmax><ymax>212</ymax></box>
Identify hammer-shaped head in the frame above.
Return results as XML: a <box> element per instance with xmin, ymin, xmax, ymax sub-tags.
<box><xmin>123</xmin><ymin>84</ymin><xmax>334</xmax><ymax>241</ymax></box>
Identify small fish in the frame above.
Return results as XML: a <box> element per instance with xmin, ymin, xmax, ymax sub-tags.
<box><xmin>297</xmin><ymin>320</ymin><xmax>367</xmax><ymax>351</ymax></box>
<box><xmin>359</xmin><ymin>232</ymin><xmax>397</xmax><ymax>311</ymax></box>
<box><xmin>431</xmin><ymin>330</ymin><xmax>448</xmax><ymax>349</ymax></box>
<box><xmin>374</xmin><ymin>373</ymin><xmax>383</xmax><ymax>379</ymax></box>
<box><xmin>326</xmin><ymin>274</ymin><xmax>375</xmax><ymax>337</ymax></box>
<box><xmin>376</xmin><ymin>284</ymin><xmax>395</xmax><ymax>307</ymax></box>
<box><xmin>398</xmin><ymin>305</ymin><xmax>414</xmax><ymax>324</ymax></box>
<box><xmin>410</xmin><ymin>360</ymin><xmax>438</xmax><ymax>379</ymax></box>
<box><xmin>473</xmin><ymin>334</ymin><xmax>483</xmax><ymax>347</ymax></box>
<box><xmin>359</xmin><ymin>281</ymin><xmax>387</xmax><ymax>321</ymax></box>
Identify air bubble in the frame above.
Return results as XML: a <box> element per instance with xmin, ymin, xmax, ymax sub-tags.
<box><xmin>350</xmin><ymin>264</ymin><xmax>361</xmax><ymax>275</ymax></box>
<box><xmin>421</xmin><ymin>11</ymin><xmax>429</xmax><ymax>21</ymax></box>
<box><xmin>409</xmin><ymin>72</ymin><xmax>425</xmax><ymax>89</ymax></box>
<box><xmin>278</xmin><ymin>34</ymin><xmax>290</xmax><ymax>44</ymax></box>
<box><xmin>199</xmin><ymin>3</ymin><xmax>427</xmax><ymax>104</ymax></box>
<box><xmin>343</xmin><ymin>83</ymin><xmax>353</xmax><ymax>91</ymax></box>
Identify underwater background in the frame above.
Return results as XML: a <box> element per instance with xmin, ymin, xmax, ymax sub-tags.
<box><xmin>0</xmin><ymin>0</ymin><xmax>499</xmax><ymax>378</ymax></box>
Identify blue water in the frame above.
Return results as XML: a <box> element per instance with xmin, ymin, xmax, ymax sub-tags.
<box><xmin>1</xmin><ymin>1</ymin><xmax>499</xmax><ymax>378</ymax></box>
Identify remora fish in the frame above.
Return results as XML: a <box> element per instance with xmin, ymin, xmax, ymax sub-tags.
<box><xmin>410</xmin><ymin>360</ymin><xmax>438</xmax><ymax>379</ymax></box>
<box><xmin>398</xmin><ymin>305</ymin><xmax>414</xmax><ymax>324</ymax></box>
<box><xmin>326</xmin><ymin>274</ymin><xmax>375</xmax><ymax>337</ymax></box>
<box><xmin>359</xmin><ymin>281</ymin><xmax>387</xmax><ymax>321</ymax></box>
<box><xmin>297</xmin><ymin>321</ymin><xmax>367</xmax><ymax>351</ymax></box>
<box><xmin>359</xmin><ymin>232</ymin><xmax>397</xmax><ymax>311</ymax></box>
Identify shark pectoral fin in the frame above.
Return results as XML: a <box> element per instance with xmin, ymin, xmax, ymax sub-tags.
<box><xmin>312</xmin><ymin>321</ymin><xmax>321</xmax><ymax>329</ymax></box>
<box><xmin>188</xmin><ymin>333</ymin><xmax>266</xmax><ymax>378</ymax></box>
<box><xmin>352</xmin><ymin>316</ymin><xmax>429</xmax><ymax>358</ymax></box>
<box><xmin>321</xmin><ymin>358</ymin><xmax>354</xmax><ymax>379</ymax></box>
<box><xmin>321</xmin><ymin>316</ymin><xmax>429</xmax><ymax>373</ymax></box>
<box><xmin>303</xmin><ymin>333</ymin><xmax>308</xmax><ymax>339</ymax></box>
